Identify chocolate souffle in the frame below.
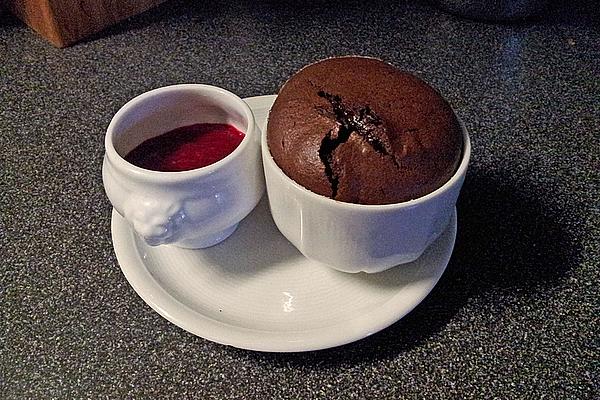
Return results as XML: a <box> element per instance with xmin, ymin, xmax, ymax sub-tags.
<box><xmin>266</xmin><ymin>56</ymin><xmax>463</xmax><ymax>205</ymax></box>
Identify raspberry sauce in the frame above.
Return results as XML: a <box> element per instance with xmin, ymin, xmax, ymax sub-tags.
<box><xmin>125</xmin><ymin>123</ymin><xmax>245</xmax><ymax>172</ymax></box>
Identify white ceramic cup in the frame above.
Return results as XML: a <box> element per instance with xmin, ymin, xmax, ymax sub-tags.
<box><xmin>262</xmin><ymin>121</ymin><xmax>471</xmax><ymax>273</ymax></box>
<box><xmin>103</xmin><ymin>84</ymin><xmax>264</xmax><ymax>248</ymax></box>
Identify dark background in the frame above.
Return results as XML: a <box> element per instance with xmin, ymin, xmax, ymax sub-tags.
<box><xmin>1</xmin><ymin>0</ymin><xmax>598</xmax><ymax>398</ymax></box>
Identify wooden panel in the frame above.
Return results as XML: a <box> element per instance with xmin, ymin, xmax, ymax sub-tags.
<box><xmin>4</xmin><ymin>0</ymin><xmax>168</xmax><ymax>47</ymax></box>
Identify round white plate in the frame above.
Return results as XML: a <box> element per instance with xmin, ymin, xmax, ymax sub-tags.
<box><xmin>111</xmin><ymin>94</ymin><xmax>457</xmax><ymax>352</ymax></box>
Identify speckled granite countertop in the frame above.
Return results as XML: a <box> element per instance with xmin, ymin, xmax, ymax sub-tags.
<box><xmin>1</xmin><ymin>0</ymin><xmax>598</xmax><ymax>398</ymax></box>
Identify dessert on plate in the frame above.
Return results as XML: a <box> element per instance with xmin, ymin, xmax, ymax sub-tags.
<box><xmin>267</xmin><ymin>56</ymin><xmax>463</xmax><ymax>205</ymax></box>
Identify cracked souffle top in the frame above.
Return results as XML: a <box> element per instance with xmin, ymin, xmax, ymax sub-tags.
<box><xmin>267</xmin><ymin>56</ymin><xmax>463</xmax><ymax>205</ymax></box>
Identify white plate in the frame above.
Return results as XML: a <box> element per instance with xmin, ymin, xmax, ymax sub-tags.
<box><xmin>111</xmin><ymin>94</ymin><xmax>457</xmax><ymax>352</ymax></box>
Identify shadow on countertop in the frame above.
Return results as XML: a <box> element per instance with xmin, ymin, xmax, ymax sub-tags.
<box><xmin>0</xmin><ymin>5</ymin><xmax>19</xmax><ymax>29</ymax></box>
<box><xmin>233</xmin><ymin>164</ymin><xmax>582</xmax><ymax>365</ymax></box>
<box><xmin>2</xmin><ymin>0</ymin><xmax>597</xmax><ymax>48</ymax></box>
<box><xmin>420</xmin><ymin>0</ymin><xmax>599</xmax><ymax>27</ymax></box>
<box><xmin>542</xmin><ymin>0</ymin><xmax>600</xmax><ymax>28</ymax></box>
<box><xmin>99</xmin><ymin>0</ymin><xmax>600</xmax><ymax>32</ymax></box>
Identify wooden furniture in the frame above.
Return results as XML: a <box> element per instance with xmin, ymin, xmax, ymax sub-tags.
<box><xmin>3</xmin><ymin>0</ymin><xmax>168</xmax><ymax>47</ymax></box>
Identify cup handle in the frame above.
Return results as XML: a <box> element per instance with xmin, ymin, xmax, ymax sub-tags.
<box><xmin>123</xmin><ymin>194</ymin><xmax>186</xmax><ymax>246</ymax></box>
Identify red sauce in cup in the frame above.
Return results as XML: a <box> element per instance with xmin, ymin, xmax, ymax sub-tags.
<box><xmin>125</xmin><ymin>123</ymin><xmax>245</xmax><ymax>172</ymax></box>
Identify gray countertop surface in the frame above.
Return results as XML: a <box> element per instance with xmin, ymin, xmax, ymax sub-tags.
<box><xmin>1</xmin><ymin>0</ymin><xmax>598</xmax><ymax>398</ymax></box>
